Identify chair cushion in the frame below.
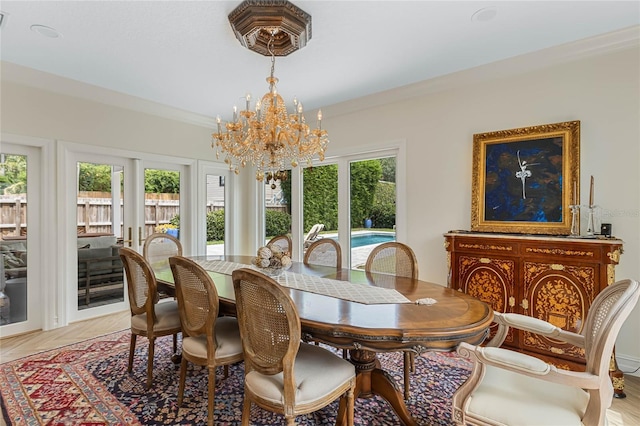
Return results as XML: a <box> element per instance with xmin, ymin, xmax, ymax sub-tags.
<box><xmin>466</xmin><ymin>364</ymin><xmax>590</xmax><ymax>426</ymax></box>
<box><xmin>182</xmin><ymin>317</ymin><xmax>243</xmax><ymax>360</ymax></box>
<box><xmin>245</xmin><ymin>343</ymin><xmax>355</xmax><ymax>406</ymax></box>
<box><xmin>131</xmin><ymin>300</ymin><xmax>181</xmax><ymax>333</ymax></box>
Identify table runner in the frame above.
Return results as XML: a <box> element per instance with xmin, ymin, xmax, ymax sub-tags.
<box><xmin>194</xmin><ymin>259</ymin><xmax>412</xmax><ymax>305</ymax></box>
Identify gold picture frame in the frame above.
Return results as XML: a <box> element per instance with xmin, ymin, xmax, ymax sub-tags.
<box><xmin>471</xmin><ymin>120</ymin><xmax>580</xmax><ymax>235</ymax></box>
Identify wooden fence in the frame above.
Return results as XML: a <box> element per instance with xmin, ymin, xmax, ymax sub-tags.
<box><xmin>0</xmin><ymin>193</ymin><xmax>286</xmax><ymax>237</ymax></box>
<box><xmin>0</xmin><ymin>193</ymin><xmax>181</xmax><ymax>237</ymax></box>
<box><xmin>1</xmin><ymin>193</ymin><xmax>284</xmax><ymax>237</ymax></box>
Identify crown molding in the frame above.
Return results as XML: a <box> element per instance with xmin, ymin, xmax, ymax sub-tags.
<box><xmin>0</xmin><ymin>61</ymin><xmax>217</xmax><ymax>128</ymax></box>
<box><xmin>2</xmin><ymin>26</ymin><xmax>638</xmax><ymax>126</ymax></box>
<box><xmin>323</xmin><ymin>25</ymin><xmax>640</xmax><ymax>118</ymax></box>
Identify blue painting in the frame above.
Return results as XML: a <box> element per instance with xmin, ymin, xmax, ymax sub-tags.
<box><xmin>484</xmin><ymin>137</ymin><xmax>564</xmax><ymax>223</ymax></box>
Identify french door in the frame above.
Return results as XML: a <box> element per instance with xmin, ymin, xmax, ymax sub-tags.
<box><xmin>64</xmin><ymin>144</ymin><xmax>192</xmax><ymax>323</ymax></box>
<box><xmin>67</xmin><ymin>151</ymin><xmax>136</xmax><ymax>321</ymax></box>
<box><xmin>0</xmin><ymin>142</ymin><xmax>43</xmax><ymax>335</ymax></box>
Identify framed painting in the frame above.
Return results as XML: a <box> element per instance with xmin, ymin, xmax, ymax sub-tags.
<box><xmin>471</xmin><ymin>120</ymin><xmax>580</xmax><ymax>235</ymax></box>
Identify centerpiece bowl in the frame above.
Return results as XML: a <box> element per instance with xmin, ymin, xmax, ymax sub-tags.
<box><xmin>252</xmin><ymin>245</ymin><xmax>292</xmax><ymax>277</ymax></box>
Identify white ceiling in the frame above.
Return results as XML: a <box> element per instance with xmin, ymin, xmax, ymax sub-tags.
<box><xmin>1</xmin><ymin>1</ymin><xmax>639</xmax><ymax>123</ymax></box>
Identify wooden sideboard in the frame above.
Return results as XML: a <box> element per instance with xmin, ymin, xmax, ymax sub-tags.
<box><xmin>444</xmin><ymin>232</ymin><xmax>626</xmax><ymax>392</ymax></box>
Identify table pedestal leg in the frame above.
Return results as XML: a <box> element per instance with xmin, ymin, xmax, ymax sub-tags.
<box><xmin>337</xmin><ymin>349</ymin><xmax>417</xmax><ymax>426</ymax></box>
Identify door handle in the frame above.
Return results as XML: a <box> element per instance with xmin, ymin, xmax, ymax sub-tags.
<box><xmin>121</xmin><ymin>227</ymin><xmax>134</xmax><ymax>247</ymax></box>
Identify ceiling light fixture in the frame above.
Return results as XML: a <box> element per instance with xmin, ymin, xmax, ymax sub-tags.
<box><xmin>212</xmin><ymin>0</ymin><xmax>328</xmax><ymax>184</ymax></box>
<box><xmin>30</xmin><ymin>24</ymin><xmax>62</xmax><ymax>38</ymax></box>
<box><xmin>471</xmin><ymin>7</ymin><xmax>498</xmax><ymax>22</ymax></box>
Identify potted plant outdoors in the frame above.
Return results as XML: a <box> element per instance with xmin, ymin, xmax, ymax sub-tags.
<box><xmin>155</xmin><ymin>223</ymin><xmax>179</xmax><ymax>238</ymax></box>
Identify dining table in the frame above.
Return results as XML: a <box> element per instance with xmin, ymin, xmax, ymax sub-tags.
<box><xmin>154</xmin><ymin>255</ymin><xmax>493</xmax><ymax>426</ymax></box>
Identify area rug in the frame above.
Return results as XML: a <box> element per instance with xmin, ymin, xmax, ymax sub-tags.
<box><xmin>0</xmin><ymin>330</ymin><xmax>472</xmax><ymax>425</ymax></box>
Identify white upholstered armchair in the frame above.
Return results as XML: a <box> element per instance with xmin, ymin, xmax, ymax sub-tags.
<box><xmin>452</xmin><ymin>279</ymin><xmax>639</xmax><ymax>426</ymax></box>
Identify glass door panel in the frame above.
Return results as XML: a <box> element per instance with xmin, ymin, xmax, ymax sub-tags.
<box><xmin>302</xmin><ymin>164</ymin><xmax>338</xmax><ymax>254</ymax></box>
<box><xmin>1</xmin><ymin>153</ymin><xmax>29</xmax><ymax>325</ymax></box>
<box><xmin>349</xmin><ymin>157</ymin><xmax>397</xmax><ymax>269</ymax></box>
<box><xmin>206</xmin><ymin>174</ymin><xmax>226</xmax><ymax>255</ymax></box>
<box><xmin>143</xmin><ymin>167</ymin><xmax>180</xmax><ymax>242</ymax></box>
<box><xmin>76</xmin><ymin>162</ymin><xmax>125</xmax><ymax>310</ymax></box>
<box><xmin>264</xmin><ymin>171</ymin><xmax>291</xmax><ymax>246</ymax></box>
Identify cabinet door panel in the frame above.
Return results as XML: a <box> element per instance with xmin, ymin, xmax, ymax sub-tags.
<box><xmin>522</xmin><ymin>261</ymin><xmax>597</xmax><ymax>362</ymax></box>
<box><xmin>458</xmin><ymin>255</ymin><xmax>517</xmax><ymax>345</ymax></box>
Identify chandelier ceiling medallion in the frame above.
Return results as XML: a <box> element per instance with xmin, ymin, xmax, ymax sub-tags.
<box><xmin>212</xmin><ymin>0</ymin><xmax>329</xmax><ymax>186</ymax></box>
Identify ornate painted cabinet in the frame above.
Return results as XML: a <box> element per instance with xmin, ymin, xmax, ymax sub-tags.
<box><xmin>444</xmin><ymin>231</ymin><xmax>623</xmax><ymax>372</ymax></box>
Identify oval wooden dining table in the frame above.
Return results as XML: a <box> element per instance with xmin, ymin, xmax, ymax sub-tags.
<box><xmin>155</xmin><ymin>255</ymin><xmax>493</xmax><ymax>426</ymax></box>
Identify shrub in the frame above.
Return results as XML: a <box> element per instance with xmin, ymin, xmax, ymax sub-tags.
<box><xmin>206</xmin><ymin>209</ymin><xmax>225</xmax><ymax>241</ymax></box>
<box><xmin>266</xmin><ymin>210</ymin><xmax>291</xmax><ymax>237</ymax></box>
<box><xmin>370</xmin><ymin>203</ymin><xmax>395</xmax><ymax>229</ymax></box>
<box><xmin>169</xmin><ymin>214</ymin><xmax>180</xmax><ymax>228</ymax></box>
<box><xmin>371</xmin><ymin>181</ymin><xmax>396</xmax><ymax>228</ymax></box>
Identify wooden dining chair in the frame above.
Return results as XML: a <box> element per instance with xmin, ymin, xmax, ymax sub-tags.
<box><xmin>365</xmin><ymin>241</ymin><xmax>419</xmax><ymax>399</ymax></box>
<box><xmin>232</xmin><ymin>268</ymin><xmax>356</xmax><ymax>426</ymax></box>
<box><xmin>452</xmin><ymin>279</ymin><xmax>640</xmax><ymax>426</ymax></box>
<box><xmin>119</xmin><ymin>247</ymin><xmax>181</xmax><ymax>389</ymax></box>
<box><xmin>169</xmin><ymin>256</ymin><xmax>244</xmax><ymax>426</ymax></box>
<box><xmin>304</xmin><ymin>238</ymin><xmax>347</xmax><ymax>357</ymax></box>
<box><xmin>304</xmin><ymin>238</ymin><xmax>342</xmax><ymax>269</ymax></box>
<box><xmin>143</xmin><ymin>232</ymin><xmax>182</xmax><ymax>270</ymax></box>
<box><xmin>266</xmin><ymin>234</ymin><xmax>292</xmax><ymax>254</ymax></box>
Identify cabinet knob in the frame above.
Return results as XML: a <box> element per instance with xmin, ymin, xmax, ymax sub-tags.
<box><xmin>509</xmin><ymin>297</ymin><xmax>516</xmax><ymax>307</ymax></box>
<box><xmin>520</xmin><ymin>299</ymin><xmax>529</xmax><ymax>310</ymax></box>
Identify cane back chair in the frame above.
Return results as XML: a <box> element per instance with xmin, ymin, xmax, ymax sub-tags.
<box><xmin>232</xmin><ymin>268</ymin><xmax>356</xmax><ymax>426</ymax></box>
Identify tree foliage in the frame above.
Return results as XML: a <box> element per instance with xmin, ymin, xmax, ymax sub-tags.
<box><xmin>207</xmin><ymin>210</ymin><xmax>225</xmax><ymax>241</ymax></box>
<box><xmin>349</xmin><ymin>160</ymin><xmax>382</xmax><ymax>228</ymax></box>
<box><xmin>78</xmin><ymin>163</ymin><xmax>114</xmax><ymax>192</ymax></box>
<box><xmin>295</xmin><ymin>158</ymin><xmax>395</xmax><ymax>231</ymax></box>
<box><xmin>379</xmin><ymin>156</ymin><xmax>396</xmax><ymax>183</ymax></box>
<box><xmin>371</xmin><ymin>181</ymin><xmax>396</xmax><ymax>228</ymax></box>
<box><xmin>303</xmin><ymin>165</ymin><xmax>338</xmax><ymax>231</ymax></box>
<box><xmin>266</xmin><ymin>210</ymin><xmax>292</xmax><ymax>237</ymax></box>
<box><xmin>0</xmin><ymin>155</ymin><xmax>27</xmax><ymax>194</ymax></box>
<box><xmin>145</xmin><ymin>169</ymin><xmax>180</xmax><ymax>193</ymax></box>
<box><xmin>76</xmin><ymin>163</ymin><xmax>180</xmax><ymax>193</ymax></box>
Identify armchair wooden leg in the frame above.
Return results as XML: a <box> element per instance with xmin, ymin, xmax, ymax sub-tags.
<box><xmin>146</xmin><ymin>337</ymin><xmax>155</xmax><ymax>389</ymax></box>
<box><xmin>177</xmin><ymin>356</ymin><xmax>187</xmax><ymax>406</ymax></box>
<box><xmin>128</xmin><ymin>333</ymin><xmax>137</xmax><ymax>373</ymax></box>
<box><xmin>403</xmin><ymin>352</ymin><xmax>411</xmax><ymax>399</ymax></box>
<box><xmin>241</xmin><ymin>399</ymin><xmax>251</xmax><ymax>426</ymax></box>
<box><xmin>208</xmin><ymin>366</ymin><xmax>216</xmax><ymax>426</ymax></box>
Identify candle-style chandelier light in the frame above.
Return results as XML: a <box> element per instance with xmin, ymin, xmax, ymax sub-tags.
<box><xmin>212</xmin><ymin>0</ymin><xmax>328</xmax><ymax>183</ymax></box>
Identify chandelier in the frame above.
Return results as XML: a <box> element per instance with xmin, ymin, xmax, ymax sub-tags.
<box><xmin>212</xmin><ymin>0</ymin><xmax>329</xmax><ymax>184</ymax></box>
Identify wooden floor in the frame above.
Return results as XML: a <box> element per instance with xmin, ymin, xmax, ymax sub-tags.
<box><xmin>1</xmin><ymin>310</ymin><xmax>639</xmax><ymax>425</ymax></box>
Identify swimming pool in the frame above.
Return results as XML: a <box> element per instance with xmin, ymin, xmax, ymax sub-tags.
<box><xmin>349</xmin><ymin>233</ymin><xmax>395</xmax><ymax>248</ymax></box>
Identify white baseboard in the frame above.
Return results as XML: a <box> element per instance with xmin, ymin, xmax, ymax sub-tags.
<box><xmin>616</xmin><ymin>354</ymin><xmax>640</xmax><ymax>378</ymax></box>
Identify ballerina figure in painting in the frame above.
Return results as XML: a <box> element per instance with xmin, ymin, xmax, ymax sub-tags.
<box><xmin>515</xmin><ymin>150</ymin><xmax>539</xmax><ymax>199</ymax></box>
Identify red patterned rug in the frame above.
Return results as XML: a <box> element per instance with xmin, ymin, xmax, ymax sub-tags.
<box><xmin>0</xmin><ymin>330</ymin><xmax>472</xmax><ymax>425</ymax></box>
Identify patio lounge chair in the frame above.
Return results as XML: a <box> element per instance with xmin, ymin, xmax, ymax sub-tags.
<box><xmin>303</xmin><ymin>224</ymin><xmax>325</xmax><ymax>248</ymax></box>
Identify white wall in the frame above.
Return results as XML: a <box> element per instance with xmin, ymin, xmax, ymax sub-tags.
<box><xmin>1</xmin><ymin>40</ymin><xmax>639</xmax><ymax>372</ymax></box>
<box><xmin>1</xmin><ymin>81</ymin><xmax>214</xmax><ymax>158</ymax></box>
<box><xmin>322</xmin><ymin>45</ymin><xmax>640</xmax><ymax>373</ymax></box>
